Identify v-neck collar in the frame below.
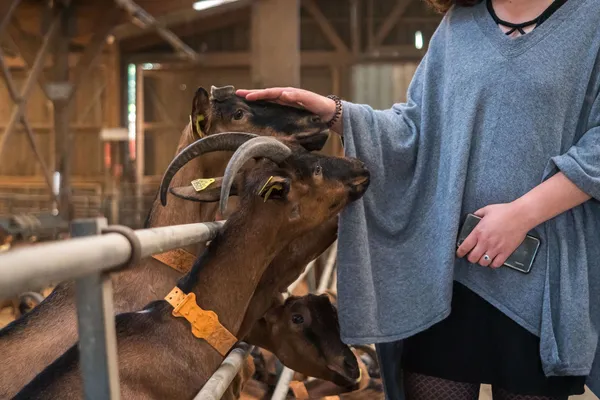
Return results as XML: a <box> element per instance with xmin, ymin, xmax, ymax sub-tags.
<box><xmin>472</xmin><ymin>0</ymin><xmax>586</xmax><ymax>58</ymax></box>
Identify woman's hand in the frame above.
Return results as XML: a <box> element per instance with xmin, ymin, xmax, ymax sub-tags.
<box><xmin>456</xmin><ymin>203</ymin><xmax>533</xmax><ymax>268</ymax></box>
<box><xmin>236</xmin><ymin>87</ymin><xmax>337</xmax><ymax>123</ymax></box>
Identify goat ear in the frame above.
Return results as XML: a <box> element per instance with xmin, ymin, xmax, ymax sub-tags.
<box><xmin>257</xmin><ymin>176</ymin><xmax>290</xmax><ymax>202</ymax></box>
<box><xmin>191</xmin><ymin>87</ymin><xmax>210</xmax><ymax>137</ymax></box>
<box><xmin>169</xmin><ymin>177</ymin><xmax>237</xmax><ymax>202</ymax></box>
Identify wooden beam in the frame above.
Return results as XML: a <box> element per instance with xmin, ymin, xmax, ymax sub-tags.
<box><xmin>367</xmin><ymin>0</ymin><xmax>374</xmax><ymax>50</ymax></box>
<box><xmin>1</xmin><ymin>52</ymin><xmax>80</xmax><ymax>68</ymax></box>
<box><xmin>373</xmin><ymin>0</ymin><xmax>412</xmax><ymax>47</ymax></box>
<box><xmin>251</xmin><ymin>0</ymin><xmax>300</xmax><ymax>87</ymax></box>
<box><xmin>7</xmin><ymin>22</ymin><xmax>52</xmax><ymax>99</ymax></box>
<box><xmin>0</xmin><ymin>13</ymin><xmax>61</xmax><ymax>162</ymax></box>
<box><xmin>53</xmin><ymin>5</ymin><xmax>74</xmax><ymax>220</ymax></box>
<box><xmin>66</xmin><ymin>7</ymin><xmax>122</xmax><ymax>107</ymax></box>
<box><xmin>129</xmin><ymin>51</ymin><xmax>353</xmax><ymax>68</ymax></box>
<box><xmin>301</xmin><ymin>0</ymin><xmax>348</xmax><ymax>53</ymax></box>
<box><xmin>103</xmin><ymin>42</ymin><xmax>121</xmax><ymax>127</ymax></box>
<box><xmin>132</xmin><ymin>47</ymin><xmax>426</xmax><ymax>70</ymax></box>
<box><xmin>119</xmin><ymin>8</ymin><xmax>248</xmax><ymax>52</ymax></box>
<box><xmin>0</xmin><ymin>0</ymin><xmax>21</xmax><ymax>38</ymax></box>
<box><xmin>115</xmin><ymin>0</ymin><xmax>201</xmax><ymax>62</ymax></box>
<box><xmin>350</xmin><ymin>0</ymin><xmax>361</xmax><ymax>55</ymax></box>
<box><xmin>113</xmin><ymin>0</ymin><xmax>252</xmax><ymax>40</ymax></box>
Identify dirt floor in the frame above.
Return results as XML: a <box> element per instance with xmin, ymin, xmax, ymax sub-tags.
<box><xmin>479</xmin><ymin>384</ymin><xmax>598</xmax><ymax>399</ymax></box>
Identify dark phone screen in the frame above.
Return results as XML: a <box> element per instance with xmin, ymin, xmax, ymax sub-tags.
<box><xmin>456</xmin><ymin>214</ymin><xmax>540</xmax><ymax>273</ymax></box>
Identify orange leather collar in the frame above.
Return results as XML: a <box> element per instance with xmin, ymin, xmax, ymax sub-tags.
<box><xmin>164</xmin><ymin>286</ymin><xmax>238</xmax><ymax>356</ymax></box>
<box><xmin>289</xmin><ymin>381</ymin><xmax>310</xmax><ymax>399</ymax></box>
<box><xmin>152</xmin><ymin>249</ymin><xmax>197</xmax><ymax>274</ymax></box>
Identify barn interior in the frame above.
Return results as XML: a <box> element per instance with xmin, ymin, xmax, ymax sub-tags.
<box><xmin>0</xmin><ymin>1</ymin><xmax>595</xmax><ymax>399</ymax></box>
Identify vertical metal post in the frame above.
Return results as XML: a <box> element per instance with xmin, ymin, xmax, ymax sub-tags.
<box><xmin>71</xmin><ymin>218</ymin><xmax>121</xmax><ymax>400</ymax></box>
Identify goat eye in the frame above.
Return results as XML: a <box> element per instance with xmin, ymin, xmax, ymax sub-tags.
<box><xmin>314</xmin><ymin>165</ymin><xmax>322</xmax><ymax>175</ymax></box>
<box><xmin>291</xmin><ymin>314</ymin><xmax>304</xmax><ymax>324</ymax></box>
<box><xmin>233</xmin><ymin>110</ymin><xmax>244</xmax><ymax>120</ymax></box>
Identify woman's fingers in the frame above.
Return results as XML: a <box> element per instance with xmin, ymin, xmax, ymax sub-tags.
<box><xmin>237</xmin><ymin>87</ymin><xmax>337</xmax><ymax>122</ymax></box>
<box><xmin>467</xmin><ymin>241</ymin><xmax>487</xmax><ymax>264</ymax></box>
<box><xmin>456</xmin><ymin>231</ymin><xmax>477</xmax><ymax>258</ymax></box>
<box><xmin>491</xmin><ymin>253</ymin><xmax>508</xmax><ymax>269</ymax></box>
<box><xmin>478</xmin><ymin>250</ymin><xmax>498</xmax><ymax>267</ymax></box>
<box><xmin>237</xmin><ymin>87</ymin><xmax>289</xmax><ymax>101</ymax></box>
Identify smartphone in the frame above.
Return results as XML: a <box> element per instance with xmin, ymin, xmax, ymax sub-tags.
<box><xmin>456</xmin><ymin>213</ymin><xmax>541</xmax><ymax>274</ymax></box>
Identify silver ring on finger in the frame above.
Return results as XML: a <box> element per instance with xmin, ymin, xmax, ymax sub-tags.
<box><xmin>483</xmin><ymin>254</ymin><xmax>491</xmax><ymax>262</ymax></box>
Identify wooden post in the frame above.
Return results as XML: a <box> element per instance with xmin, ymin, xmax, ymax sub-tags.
<box><xmin>350</xmin><ymin>0</ymin><xmax>361</xmax><ymax>55</ymax></box>
<box><xmin>135</xmin><ymin>64</ymin><xmax>145</xmax><ymax>227</ymax></box>
<box><xmin>105</xmin><ymin>42</ymin><xmax>122</xmax><ymax>225</ymax></box>
<box><xmin>251</xmin><ymin>0</ymin><xmax>300</xmax><ymax>88</ymax></box>
<box><xmin>51</xmin><ymin>5</ymin><xmax>74</xmax><ymax>220</ymax></box>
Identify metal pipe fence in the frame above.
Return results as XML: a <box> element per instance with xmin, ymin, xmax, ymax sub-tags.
<box><xmin>0</xmin><ymin>217</ymin><xmax>339</xmax><ymax>399</ymax></box>
<box><xmin>0</xmin><ymin>217</ymin><xmax>223</xmax><ymax>399</ymax></box>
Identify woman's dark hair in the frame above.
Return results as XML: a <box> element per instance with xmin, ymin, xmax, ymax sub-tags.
<box><xmin>424</xmin><ymin>0</ymin><xmax>482</xmax><ymax>13</ymax></box>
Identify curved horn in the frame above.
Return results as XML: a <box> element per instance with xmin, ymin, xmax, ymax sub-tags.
<box><xmin>219</xmin><ymin>137</ymin><xmax>292</xmax><ymax>215</ymax></box>
<box><xmin>159</xmin><ymin>132</ymin><xmax>258</xmax><ymax>206</ymax></box>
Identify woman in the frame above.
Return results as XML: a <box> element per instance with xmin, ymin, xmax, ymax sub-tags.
<box><xmin>237</xmin><ymin>0</ymin><xmax>600</xmax><ymax>399</ymax></box>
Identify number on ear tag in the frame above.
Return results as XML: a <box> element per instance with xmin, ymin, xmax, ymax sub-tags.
<box><xmin>191</xmin><ymin>178</ymin><xmax>215</xmax><ymax>192</ymax></box>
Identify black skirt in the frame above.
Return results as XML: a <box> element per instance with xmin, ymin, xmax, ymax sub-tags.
<box><xmin>400</xmin><ymin>281</ymin><xmax>587</xmax><ymax>397</ymax></box>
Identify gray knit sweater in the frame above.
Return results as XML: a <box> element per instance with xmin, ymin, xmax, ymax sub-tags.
<box><xmin>336</xmin><ymin>0</ymin><xmax>600</xmax><ymax>393</ymax></box>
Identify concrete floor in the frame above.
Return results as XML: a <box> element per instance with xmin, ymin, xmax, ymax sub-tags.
<box><xmin>479</xmin><ymin>384</ymin><xmax>598</xmax><ymax>399</ymax></box>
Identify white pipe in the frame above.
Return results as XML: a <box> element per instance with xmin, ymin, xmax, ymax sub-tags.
<box><xmin>194</xmin><ymin>343</ymin><xmax>254</xmax><ymax>400</ymax></box>
<box><xmin>0</xmin><ymin>220</ymin><xmax>224</xmax><ymax>299</ymax></box>
<box><xmin>270</xmin><ymin>367</ymin><xmax>296</xmax><ymax>400</ymax></box>
<box><xmin>317</xmin><ymin>241</ymin><xmax>337</xmax><ymax>293</ymax></box>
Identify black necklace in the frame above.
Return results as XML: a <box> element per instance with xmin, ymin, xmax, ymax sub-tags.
<box><xmin>486</xmin><ymin>0</ymin><xmax>568</xmax><ymax>35</ymax></box>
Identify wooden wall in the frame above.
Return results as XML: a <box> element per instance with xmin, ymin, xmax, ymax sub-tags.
<box><xmin>0</xmin><ymin>0</ymin><xmax>441</xmax><ymax>187</ymax></box>
<box><xmin>0</xmin><ymin>59</ymin><xmax>112</xmax><ymax>180</ymax></box>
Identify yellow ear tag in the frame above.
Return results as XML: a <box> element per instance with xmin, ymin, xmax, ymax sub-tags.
<box><xmin>258</xmin><ymin>176</ymin><xmax>284</xmax><ymax>202</ymax></box>
<box><xmin>191</xmin><ymin>178</ymin><xmax>215</xmax><ymax>192</ymax></box>
<box><xmin>263</xmin><ymin>184</ymin><xmax>284</xmax><ymax>202</ymax></box>
<box><xmin>258</xmin><ymin>176</ymin><xmax>274</xmax><ymax>196</ymax></box>
<box><xmin>192</xmin><ymin>114</ymin><xmax>205</xmax><ymax>138</ymax></box>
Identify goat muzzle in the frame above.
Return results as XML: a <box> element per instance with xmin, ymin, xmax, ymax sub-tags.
<box><xmin>159</xmin><ymin>132</ymin><xmax>258</xmax><ymax>206</ymax></box>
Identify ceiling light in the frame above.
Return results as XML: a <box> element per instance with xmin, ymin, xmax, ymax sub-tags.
<box><xmin>193</xmin><ymin>0</ymin><xmax>239</xmax><ymax>11</ymax></box>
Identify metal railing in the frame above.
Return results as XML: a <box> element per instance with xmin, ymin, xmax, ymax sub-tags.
<box><xmin>0</xmin><ymin>217</ymin><xmax>223</xmax><ymax>399</ymax></box>
<box><xmin>0</xmin><ymin>217</ymin><xmax>338</xmax><ymax>399</ymax></box>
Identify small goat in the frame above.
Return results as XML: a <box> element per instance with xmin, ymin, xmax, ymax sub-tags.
<box><xmin>223</xmin><ymin>293</ymin><xmax>355</xmax><ymax>400</ymax></box>
<box><xmin>0</xmin><ymin>86</ymin><xmax>340</xmax><ymax>398</ymax></box>
<box><xmin>15</xmin><ymin>135</ymin><xmax>369</xmax><ymax>399</ymax></box>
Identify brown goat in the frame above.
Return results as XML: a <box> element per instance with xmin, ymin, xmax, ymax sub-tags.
<box><xmin>223</xmin><ymin>293</ymin><xmax>354</xmax><ymax>400</ymax></box>
<box><xmin>15</xmin><ymin>134</ymin><xmax>370</xmax><ymax>399</ymax></box>
<box><xmin>0</xmin><ymin>87</ymin><xmax>341</xmax><ymax>398</ymax></box>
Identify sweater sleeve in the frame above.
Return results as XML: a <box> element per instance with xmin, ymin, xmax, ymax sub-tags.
<box><xmin>550</xmin><ymin>90</ymin><xmax>600</xmax><ymax>200</ymax></box>
<box><xmin>340</xmin><ymin>52</ymin><xmax>428</xmax><ymax>172</ymax></box>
